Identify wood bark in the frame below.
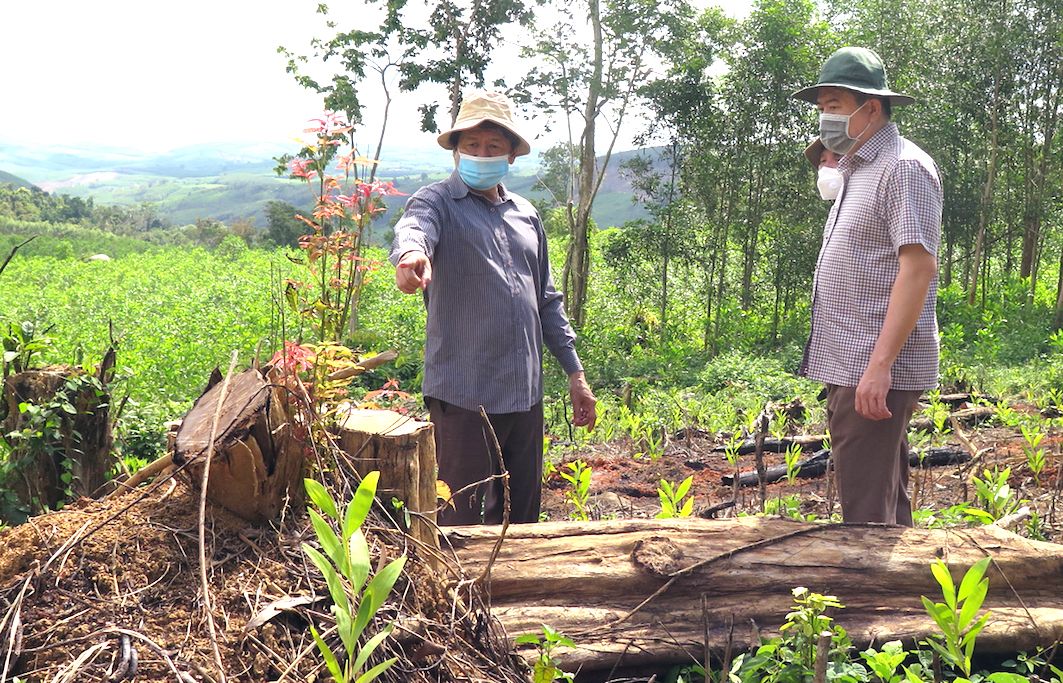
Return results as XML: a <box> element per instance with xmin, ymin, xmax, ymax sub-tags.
<box><xmin>448</xmin><ymin>518</ymin><xmax>1063</xmax><ymax>674</ymax></box>
<box><xmin>969</xmin><ymin>64</ymin><xmax>1002</xmax><ymax>305</ymax></box>
<box><xmin>174</xmin><ymin>368</ymin><xmax>304</xmax><ymax>523</ymax></box>
<box><xmin>1</xmin><ymin>352</ymin><xmax>115</xmax><ymax>510</ymax></box>
<box><xmin>338</xmin><ymin>409</ymin><xmax>439</xmax><ymax>553</ymax></box>
<box><xmin>1055</xmin><ymin>245</ymin><xmax>1063</xmax><ymax>330</ymax></box>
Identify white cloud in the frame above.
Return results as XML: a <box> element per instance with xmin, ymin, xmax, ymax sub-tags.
<box><xmin>0</xmin><ymin>0</ymin><xmax>753</xmax><ymax>159</ymax></box>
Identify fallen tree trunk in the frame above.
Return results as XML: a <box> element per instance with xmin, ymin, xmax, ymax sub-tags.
<box><xmin>910</xmin><ymin>405</ymin><xmax>995</xmax><ymax>431</ymax></box>
<box><xmin>711</xmin><ymin>434</ymin><xmax>827</xmax><ymax>455</ymax></box>
<box><xmin>174</xmin><ymin>367</ymin><xmax>304</xmax><ymax>523</ymax></box>
<box><xmin>709</xmin><ymin>407</ymin><xmax>995</xmax><ymax>457</ymax></box>
<box><xmin>448</xmin><ymin>518</ymin><xmax>1063</xmax><ymax>674</ymax></box>
<box><xmin>721</xmin><ymin>445</ymin><xmax>970</xmax><ymax>487</ymax></box>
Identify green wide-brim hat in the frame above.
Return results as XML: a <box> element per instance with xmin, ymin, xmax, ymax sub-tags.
<box><xmin>792</xmin><ymin>47</ymin><xmax>915</xmax><ymax>106</ymax></box>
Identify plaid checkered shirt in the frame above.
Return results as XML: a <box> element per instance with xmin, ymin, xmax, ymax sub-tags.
<box><xmin>800</xmin><ymin>123</ymin><xmax>943</xmax><ymax>390</ymax></box>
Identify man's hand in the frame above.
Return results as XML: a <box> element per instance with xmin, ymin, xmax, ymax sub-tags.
<box><xmin>395</xmin><ymin>251</ymin><xmax>432</xmax><ymax>294</ymax></box>
<box><xmin>569</xmin><ymin>371</ymin><xmax>597</xmax><ymax>430</ymax></box>
<box><xmin>855</xmin><ymin>362</ymin><xmax>892</xmax><ymax>420</ymax></box>
<box><xmin>855</xmin><ymin>244</ymin><xmax>936</xmax><ymax>421</ymax></box>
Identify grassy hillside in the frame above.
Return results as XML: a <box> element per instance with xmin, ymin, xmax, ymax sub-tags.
<box><xmin>3</xmin><ymin>141</ymin><xmax>652</xmax><ymax>230</ymax></box>
<box><xmin>0</xmin><ymin>170</ymin><xmax>37</xmax><ymax>190</ymax></box>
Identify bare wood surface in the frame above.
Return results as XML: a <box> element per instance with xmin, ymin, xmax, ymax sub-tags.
<box><xmin>326</xmin><ymin>349</ymin><xmax>398</xmax><ymax>382</ymax></box>
<box><xmin>448</xmin><ymin>518</ymin><xmax>1063</xmax><ymax>673</ymax></box>
<box><xmin>106</xmin><ymin>454</ymin><xmax>174</xmax><ymax>497</ymax></box>
<box><xmin>339</xmin><ymin>409</ymin><xmax>438</xmax><ymax>551</ymax></box>
<box><xmin>174</xmin><ymin>368</ymin><xmax>304</xmax><ymax>522</ymax></box>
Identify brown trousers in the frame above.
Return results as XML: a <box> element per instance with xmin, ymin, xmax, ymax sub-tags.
<box><xmin>826</xmin><ymin>385</ymin><xmax>923</xmax><ymax>526</ymax></box>
<box><xmin>428</xmin><ymin>398</ymin><xmax>544</xmax><ymax>525</ymax></box>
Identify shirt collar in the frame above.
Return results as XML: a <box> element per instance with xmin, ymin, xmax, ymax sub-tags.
<box><xmin>445</xmin><ymin>170</ymin><xmax>470</xmax><ymax>199</ymax></box>
<box><xmin>444</xmin><ymin>169</ymin><xmax>512</xmax><ymax>203</ymax></box>
<box><xmin>841</xmin><ymin>122</ymin><xmax>901</xmax><ymax>171</ymax></box>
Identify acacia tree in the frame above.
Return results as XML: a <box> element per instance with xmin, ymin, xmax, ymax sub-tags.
<box><xmin>279</xmin><ymin>0</ymin><xmax>533</xmax><ymax>158</ymax></box>
<box><xmin>1012</xmin><ymin>0</ymin><xmax>1062</xmax><ymax>300</ymax></box>
<box><xmin>516</xmin><ymin>0</ymin><xmax>693</xmax><ymax>328</ymax></box>
<box><xmin>625</xmin><ymin>7</ymin><xmax>730</xmax><ymax>345</ymax></box>
<box><xmin>278</xmin><ymin>0</ymin><xmax>532</xmax><ymax>334</ymax></box>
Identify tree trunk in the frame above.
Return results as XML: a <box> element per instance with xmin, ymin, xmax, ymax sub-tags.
<box><xmin>968</xmin><ymin>66</ymin><xmax>1002</xmax><ymax>305</ymax></box>
<box><xmin>337</xmin><ymin>409</ymin><xmax>439</xmax><ymax>553</ymax></box>
<box><xmin>449</xmin><ymin>518</ymin><xmax>1063</xmax><ymax>674</ymax></box>
<box><xmin>563</xmin><ymin>0</ymin><xmax>604</xmax><ymax>329</ymax></box>
<box><xmin>1054</xmin><ymin>245</ymin><xmax>1063</xmax><ymax>330</ymax></box>
<box><xmin>1</xmin><ymin>350</ymin><xmax>115</xmax><ymax>514</ymax></box>
<box><xmin>174</xmin><ymin>368</ymin><xmax>305</xmax><ymax>524</ymax></box>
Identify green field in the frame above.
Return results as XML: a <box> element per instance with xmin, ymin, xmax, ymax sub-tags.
<box><xmin>0</xmin><ymin>228</ymin><xmax>426</xmax><ymax>426</ymax></box>
<box><xmin>2</xmin><ymin>218</ymin><xmax>1061</xmax><ymax>464</ymax></box>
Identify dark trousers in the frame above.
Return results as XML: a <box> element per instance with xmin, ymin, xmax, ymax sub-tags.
<box><xmin>826</xmin><ymin>385</ymin><xmax>923</xmax><ymax>526</ymax></box>
<box><xmin>428</xmin><ymin>398</ymin><xmax>544</xmax><ymax>525</ymax></box>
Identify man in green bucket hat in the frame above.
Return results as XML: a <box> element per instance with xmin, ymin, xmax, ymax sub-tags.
<box><xmin>793</xmin><ymin>47</ymin><xmax>943</xmax><ymax>526</ymax></box>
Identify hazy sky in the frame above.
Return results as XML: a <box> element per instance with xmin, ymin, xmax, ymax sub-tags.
<box><xmin>1</xmin><ymin>0</ymin><xmax>752</xmax><ymax>157</ymax></box>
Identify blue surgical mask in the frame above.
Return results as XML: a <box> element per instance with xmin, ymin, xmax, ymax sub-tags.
<box><xmin>818</xmin><ymin>101</ymin><xmax>870</xmax><ymax>155</ymax></box>
<box><xmin>457</xmin><ymin>153</ymin><xmax>510</xmax><ymax>190</ymax></box>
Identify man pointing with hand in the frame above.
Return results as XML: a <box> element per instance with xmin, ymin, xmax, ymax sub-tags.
<box><xmin>390</xmin><ymin>91</ymin><xmax>596</xmax><ymax>525</ymax></box>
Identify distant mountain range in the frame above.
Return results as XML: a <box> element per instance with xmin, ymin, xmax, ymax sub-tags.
<box><xmin>0</xmin><ymin>169</ymin><xmax>37</xmax><ymax>190</ymax></box>
<box><xmin>0</xmin><ymin>140</ymin><xmax>652</xmax><ymax>229</ymax></box>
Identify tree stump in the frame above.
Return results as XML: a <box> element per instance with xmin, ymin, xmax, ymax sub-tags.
<box><xmin>0</xmin><ymin>350</ymin><xmax>115</xmax><ymax>514</ymax></box>
<box><xmin>337</xmin><ymin>409</ymin><xmax>438</xmax><ymax>553</ymax></box>
<box><xmin>174</xmin><ymin>368</ymin><xmax>305</xmax><ymax>523</ymax></box>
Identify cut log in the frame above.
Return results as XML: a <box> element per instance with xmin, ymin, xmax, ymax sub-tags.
<box><xmin>711</xmin><ymin>434</ymin><xmax>828</xmax><ymax>455</ymax></box>
<box><xmin>448</xmin><ymin>518</ymin><xmax>1063</xmax><ymax>674</ymax></box>
<box><xmin>710</xmin><ymin>407</ymin><xmax>995</xmax><ymax>456</ymax></box>
<box><xmin>721</xmin><ymin>445</ymin><xmax>970</xmax><ymax>487</ymax></box>
<box><xmin>1</xmin><ymin>355</ymin><xmax>115</xmax><ymax>512</ymax></box>
<box><xmin>910</xmin><ymin>405</ymin><xmax>995</xmax><ymax>431</ymax></box>
<box><xmin>338</xmin><ymin>409</ymin><xmax>438</xmax><ymax>553</ymax></box>
<box><xmin>932</xmin><ymin>392</ymin><xmax>997</xmax><ymax>408</ymax></box>
<box><xmin>174</xmin><ymin>367</ymin><xmax>304</xmax><ymax>523</ymax></box>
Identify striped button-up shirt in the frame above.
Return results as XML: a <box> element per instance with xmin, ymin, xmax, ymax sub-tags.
<box><xmin>801</xmin><ymin>123</ymin><xmax>943</xmax><ymax>390</ymax></box>
<box><xmin>389</xmin><ymin>171</ymin><xmax>583</xmax><ymax>413</ymax></box>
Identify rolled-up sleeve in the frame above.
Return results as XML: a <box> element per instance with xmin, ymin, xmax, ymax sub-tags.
<box><xmin>389</xmin><ymin>191</ymin><xmax>443</xmax><ymax>265</ymax></box>
<box><xmin>536</xmin><ymin>218</ymin><xmax>583</xmax><ymax>376</ymax></box>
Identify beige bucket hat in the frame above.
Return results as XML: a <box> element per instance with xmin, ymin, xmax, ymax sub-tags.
<box><xmin>804</xmin><ymin>138</ymin><xmax>826</xmax><ymax>168</ymax></box>
<box><xmin>436</xmin><ymin>91</ymin><xmax>532</xmax><ymax>157</ymax></box>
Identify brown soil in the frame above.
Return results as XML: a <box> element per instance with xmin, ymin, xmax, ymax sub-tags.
<box><xmin>542</xmin><ymin>405</ymin><xmax>1063</xmax><ymax>538</ymax></box>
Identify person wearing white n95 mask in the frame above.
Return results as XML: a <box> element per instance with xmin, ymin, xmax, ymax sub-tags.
<box><xmin>793</xmin><ymin>47</ymin><xmax>943</xmax><ymax>528</ymax></box>
<box><xmin>817</xmin><ymin>166</ymin><xmax>844</xmax><ymax>201</ymax></box>
<box><xmin>804</xmin><ymin>137</ymin><xmax>844</xmax><ymax>201</ymax></box>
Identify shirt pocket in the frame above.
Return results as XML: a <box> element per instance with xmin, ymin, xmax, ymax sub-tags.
<box><xmin>442</xmin><ymin>220</ymin><xmax>495</xmax><ymax>275</ymax></box>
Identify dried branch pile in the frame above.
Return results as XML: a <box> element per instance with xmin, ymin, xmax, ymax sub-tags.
<box><xmin>0</xmin><ymin>361</ymin><xmax>528</xmax><ymax>682</ymax></box>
